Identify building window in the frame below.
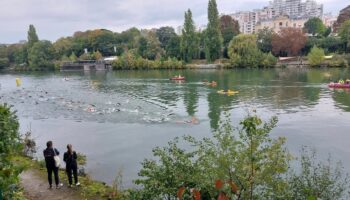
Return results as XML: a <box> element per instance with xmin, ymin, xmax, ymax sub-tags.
<box><xmin>293</xmin><ymin>23</ymin><xmax>296</xmax><ymax>27</ymax></box>
<box><xmin>279</xmin><ymin>22</ymin><xmax>283</xmax><ymax>26</ymax></box>
<box><xmin>286</xmin><ymin>22</ymin><xmax>288</xmax><ymax>27</ymax></box>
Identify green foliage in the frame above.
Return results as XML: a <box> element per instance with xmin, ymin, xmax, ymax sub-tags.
<box><xmin>139</xmin><ymin>31</ymin><xmax>164</xmax><ymax>60</ymax></box>
<box><xmin>28</xmin><ymin>40</ymin><xmax>55</xmax><ymax>70</ymax></box>
<box><xmin>156</xmin><ymin>27</ymin><xmax>177</xmax><ymax>49</ymax></box>
<box><xmin>308</xmin><ymin>46</ymin><xmax>325</xmax><ymax>66</ymax></box>
<box><xmin>261</xmin><ymin>52</ymin><xmax>278</xmax><ymax>67</ymax></box>
<box><xmin>286</xmin><ymin>147</ymin><xmax>350</xmax><ymax>200</ymax></box>
<box><xmin>228</xmin><ymin>34</ymin><xmax>267</xmax><ymax>67</ymax></box>
<box><xmin>165</xmin><ymin>36</ymin><xmax>181</xmax><ymax>59</ymax></box>
<box><xmin>181</xmin><ymin>9</ymin><xmax>198</xmax><ymax>63</ymax></box>
<box><xmin>257</xmin><ymin>27</ymin><xmax>274</xmax><ymax>53</ymax></box>
<box><xmin>304</xmin><ymin>17</ymin><xmax>326</xmax><ymax>36</ymax></box>
<box><xmin>205</xmin><ymin>0</ymin><xmax>223</xmax><ymax>62</ymax></box>
<box><xmin>220</xmin><ymin>15</ymin><xmax>240</xmax><ymax>47</ymax></box>
<box><xmin>0</xmin><ymin>104</ymin><xmax>24</xmax><ymax>199</ymax></box>
<box><xmin>93</xmin><ymin>50</ymin><xmax>103</xmax><ymax>60</ymax></box>
<box><xmin>112</xmin><ymin>52</ymin><xmax>183</xmax><ymax>70</ymax></box>
<box><xmin>135</xmin><ymin>114</ymin><xmax>291</xmax><ymax>199</ymax></box>
<box><xmin>339</xmin><ymin>20</ymin><xmax>350</xmax><ymax>51</ymax></box>
<box><xmin>27</xmin><ymin>24</ymin><xmax>39</xmax><ymax>49</ymax></box>
<box><xmin>69</xmin><ymin>52</ymin><xmax>78</xmax><ymax>61</ymax></box>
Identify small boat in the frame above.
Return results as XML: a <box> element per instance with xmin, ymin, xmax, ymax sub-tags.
<box><xmin>217</xmin><ymin>90</ymin><xmax>239</xmax><ymax>95</ymax></box>
<box><xmin>170</xmin><ymin>75</ymin><xmax>185</xmax><ymax>81</ymax></box>
<box><xmin>328</xmin><ymin>82</ymin><xmax>350</xmax><ymax>89</ymax></box>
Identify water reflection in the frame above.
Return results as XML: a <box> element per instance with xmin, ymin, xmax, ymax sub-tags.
<box><xmin>2</xmin><ymin>68</ymin><xmax>350</xmax><ymax>185</ymax></box>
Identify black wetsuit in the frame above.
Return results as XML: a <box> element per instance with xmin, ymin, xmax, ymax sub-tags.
<box><xmin>43</xmin><ymin>147</ymin><xmax>60</xmax><ymax>187</ymax></box>
<box><xmin>63</xmin><ymin>151</ymin><xmax>78</xmax><ymax>185</ymax></box>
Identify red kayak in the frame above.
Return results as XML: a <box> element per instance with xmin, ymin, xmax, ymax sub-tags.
<box><xmin>170</xmin><ymin>77</ymin><xmax>185</xmax><ymax>81</ymax></box>
<box><xmin>328</xmin><ymin>83</ymin><xmax>350</xmax><ymax>88</ymax></box>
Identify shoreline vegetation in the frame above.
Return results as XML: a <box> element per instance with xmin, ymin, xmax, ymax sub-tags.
<box><xmin>1</xmin><ymin>103</ymin><xmax>350</xmax><ymax>199</ymax></box>
<box><xmin>1</xmin><ymin>3</ymin><xmax>350</xmax><ymax>71</ymax></box>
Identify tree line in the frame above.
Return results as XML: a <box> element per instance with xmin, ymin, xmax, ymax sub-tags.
<box><xmin>1</xmin><ymin>1</ymin><xmax>350</xmax><ymax>70</ymax></box>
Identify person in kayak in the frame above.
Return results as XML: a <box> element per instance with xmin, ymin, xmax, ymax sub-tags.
<box><xmin>63</xmin><ymin>144</ymin><xmax>80</xmax><ymax>187</ymax></box>
<box><xmin>43</xmin><ymin>141</ymin><xmax>63</xmax><ymax>189</ymax></box>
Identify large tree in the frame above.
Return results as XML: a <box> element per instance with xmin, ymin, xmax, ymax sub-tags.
<box><xmin>304</xmin><ymin>17</ymin><xmax>326</xmax><ymax>36</ymax></box>
<box><xmin>205</xmin><ymin>0</ymin><xmax>222</xmax><ymax>62</ymax></box>
<box><xmin>27</xmin><ymin>24</ymin><xmax>39</xmax><ymax>48</ymax></box>
<box><xmin>339</xmin><ymin>20</ymin><xmax>350</xmax><ymax>52</ymax></box>
<box><xmin>220</xmin><ymin>15</ymin><xmax>240</xmax><ymax>47</ymax></box>
<box><xmin>228</xmin><ymin>34</ymin><xmax>265</xmax><ymax>67</ymax></box>
<box><xmin>257</xmin><ymin>27</ymin><xmax>274</xmax><ymax>53</ymax></box>
<box><xmin>156</xmin><ymin>27</ymin><xmax>177</xmax><ymax>49</ymax></box>
<box><xmin>0</xmin><ymin>45</ymin><xmax>9</xmax><ymax>69</ymax></box>
<box><xmin>181</xmin><ymin>9</ymin><xmax>197</xmax><ymax>62</ymax></box>
<box><xmin>272</xmin><ymin>28</ymin><xmax>307</xmax><ymax>56</ymax></box>
<box><xmin>28</xmin><ymin>40</ymin><xmax>55</xmax><ymax>70</ymax></box>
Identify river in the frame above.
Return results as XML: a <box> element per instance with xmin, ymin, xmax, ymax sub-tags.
<box><xmin>1</xmin><ymin>68</ymin><xmax>350</xmax><ymax>187</ymax></box>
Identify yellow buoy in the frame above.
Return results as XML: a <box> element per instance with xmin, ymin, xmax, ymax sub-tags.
<box><xmin>16</xmin><ymin>78</ymin><xmax>22</xmax><ymax>87</ymax></box>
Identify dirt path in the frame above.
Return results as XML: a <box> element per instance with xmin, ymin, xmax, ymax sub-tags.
<box><xmin>20</xmin><ymin>169</ymin><xmax>83</xmax><ymax>200</ymax></box>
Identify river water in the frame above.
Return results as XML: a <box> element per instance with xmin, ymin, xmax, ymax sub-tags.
<box><xmin>1</xmin><ymin>68</ymin><xmax>350</xmax><ymax>187</ymax></box>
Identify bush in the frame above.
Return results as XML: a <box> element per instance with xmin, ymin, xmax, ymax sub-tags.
<box><xmin>286</xmin><ymin>147</ymin><xmax>350</xmax><ymax>200</ymax></box>
<box><xmin>112</xmin><ymin>52</ymin><xmax>184</xmax><ymax>70</ymax></box>
<box><xmin>0</xmin><ymin>104</ymin><xmax>24</xmax><ymax>199</ymax></box>
<box><xmin>135</xmin><ymin>113</ymin><xmax>291</xmax><ymax>199</ymax></box>
<box><xmin>308</xmin><ymin>46</ymin><xmax>325</xmax><ymax>66</ymax></box>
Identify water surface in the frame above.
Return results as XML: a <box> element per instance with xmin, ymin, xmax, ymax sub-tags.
<box><xmin>1</xmin><ymin>68</ymin><xmax>350</xmax><ymax>186</ymax></box>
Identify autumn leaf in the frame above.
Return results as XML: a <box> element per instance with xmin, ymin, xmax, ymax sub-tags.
<box><xmin>177</xmin><ymin>186</ymin><xmax>186</xmax><ymax>200</ymax></box>
<box><xmin>228</xmin><ymin>181</ymin><xmax>239</xmax><ymax>194</ymax></box>
<box><xmin>218</xmin><ymin>192</ymin><xmax>230</xmax><ymax>200</ymax></box>
<box><xmin>215</xmin><ymin>179</ymin><xmax>224</xmax><ymax>190</ymax></box>
<box><xmin>192</xmin><ymin>189</ymin><xmax>201</xmax><ymax>200</ymax></box>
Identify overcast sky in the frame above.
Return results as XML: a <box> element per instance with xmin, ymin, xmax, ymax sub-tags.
<box><xmin>0</xmin><ymin>0</ymin><xmax>348</xmax><ymax>43</ymax></box>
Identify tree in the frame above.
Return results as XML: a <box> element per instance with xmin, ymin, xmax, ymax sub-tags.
<box><xmin>27</xmin><ymin>24</ymin><xmax>39</xmax><ymax>48</ymax></box>
<box><xmin>156</xmin><ymin>27</ymin><xmax>177</xmax><ymax>49</ymax></box>
<box><xmin>138</xmin><ymin>37</ymin><xmax>148</xmax><ymax>58</ymax></box>
<box><xmin>205</xmin><ymin>0</ymin><xmax>223</xmax><ymax>62</ymax></box>
<box><xmin>304</xmin><ymin>17</ymin><xmax>326</xmax><ymax>36</ymax></box>
<box><xmin>181</xmin><ymin>9</ymin><xmax>197</xmax><ymax>62</ymax></box>
<box><xmin>272</xmin><ymin>28</ymin><xmax>307</xmax><ymax>56</ymax></box>
<box><xmin>228</xmin><ymin>34</ymin><xmax>265</xmax><ymax>67</ymax></box>
<box><xmin>28</xmin><ymin>40</ymin><xmax>55</xmax><ymax>70</ymax></box>
<box><xmin>220</xmin><ymin>15</ymin><xmax>240</xmax><ymax>47</ymax></box>
<box><xmin>257</xmin><ymin>27</ymin><xmax>274</xmax><ymax>53</ymax></box>
<box><xmin>339</xmin><ymin>20</ymin><xmax>350</xmax><ymax>51</ymax></box>
<box><xmin>308</xmin><ymin>46</ymin><xmax>325</xmax><ymax>66</ymax></box>
<box><xmin>165</xmin><ymin>35</ymin><xmax>181</xmax><ymax>59</ymax></box>
<box><xmin>93</xmin><ymin>50</ymin><xmax>103</xmax><ymax>60</ymax></box>
<box><xmin>53</xmin><ymin>37</ymin><xmax>73</xmax><ymax>59</ymax></box>
<box><xmin>0</xmin><ymin>45</ymin><xmax>9</xmax><ymax>69</ymax></box>
<box><xmin>138</xmin><ymin>31</ymin><xmax>164</xmax><ymax>60</ymax></box>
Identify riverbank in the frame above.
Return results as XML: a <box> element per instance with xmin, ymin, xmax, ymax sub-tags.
<box><xmin>13</xmin><ymin>156</ymin><xmax>130</xmax><ymax>200</ymax></box>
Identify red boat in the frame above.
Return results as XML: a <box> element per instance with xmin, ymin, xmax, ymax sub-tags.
<box><xmin>170</xmin><ymin>76</ymin><xmax>185</xmax><ymax>81</ymax></box>
<box><xmin>328</xmin><ymin>83</ymin><xmax>350</xmax><ymax>88</ymax></box>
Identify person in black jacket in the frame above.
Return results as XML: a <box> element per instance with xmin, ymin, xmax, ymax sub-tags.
<box><xmin>63</xmin><ymin>144</ymin><xmax>80</xmax><ymax>187</ymax></box>
<box><xmin>43</xmin><ymin>141</ymin><xmax>62</xmax><ymax>189</ymax></box>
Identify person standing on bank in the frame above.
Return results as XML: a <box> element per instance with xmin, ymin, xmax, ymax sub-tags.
<box><xmin>43</xmin><ymin>141</ymin><xmax>63</xmax><ymax>189</ymax></box>
<box><xmin>63</xmin><ymin>144</ymin><xmax>80</xmax><ymax>187</ymax></box>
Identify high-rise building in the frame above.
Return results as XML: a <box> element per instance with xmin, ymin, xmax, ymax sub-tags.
<box><xmin>231</xmin><ymin>0</ymin><xmax>323</xmax><ymax>34</ymax></box>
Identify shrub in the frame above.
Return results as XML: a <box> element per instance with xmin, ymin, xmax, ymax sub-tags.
<box><xmin>308</xmin><ymin>46</ymin><xmax>325</xmax><ymax>66</ymax></box>
<box><xmin>286</xmin><ymin>147</ymin><xmax>350</xmax><ymax>200</ymax></box>
<box><xmin>0</xmin><ymin>104</ymin><xmax>24</xmax><ymax>199</ymax></box>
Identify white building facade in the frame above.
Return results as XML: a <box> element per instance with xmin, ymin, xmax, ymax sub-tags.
<box><xmin>231</xmin><ymin>0</ymin><xmax>323</xmax><ymax>34</ymax></box>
